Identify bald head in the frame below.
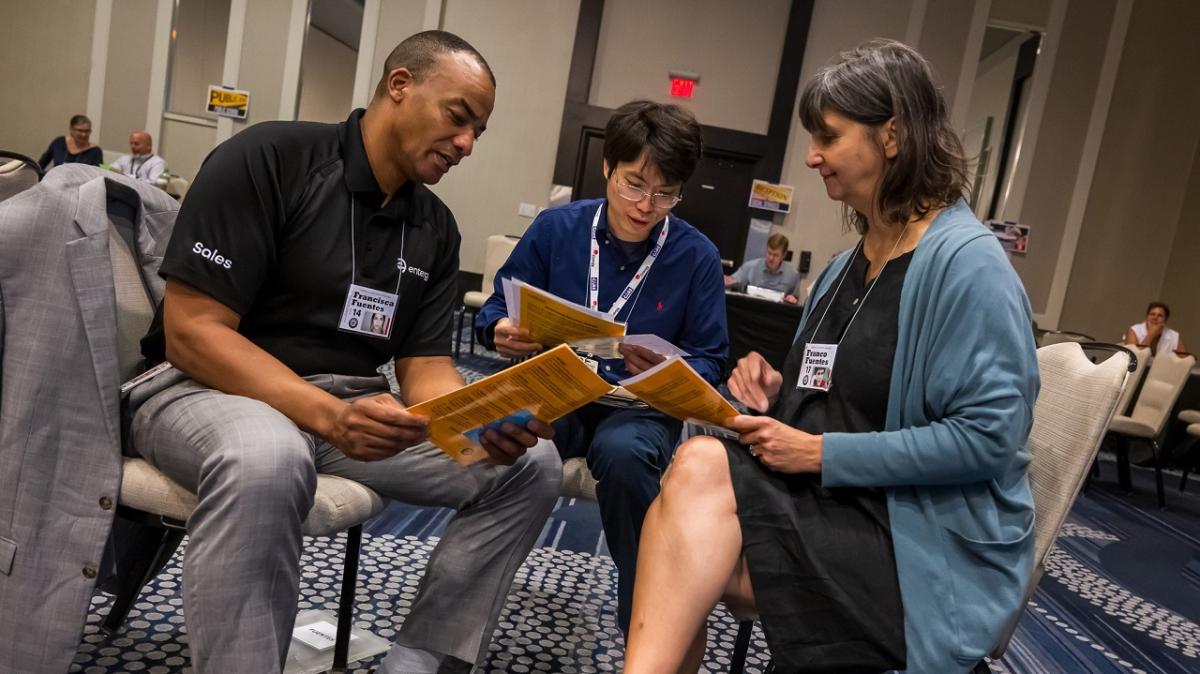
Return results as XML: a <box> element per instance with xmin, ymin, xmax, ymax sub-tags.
<box><xmin>129</xmin><ymin>131</ymin><xmax>153</xmax><ymax>156</ymax></box>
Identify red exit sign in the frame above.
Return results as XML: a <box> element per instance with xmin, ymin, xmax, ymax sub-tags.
<box><xmin>670</xmin><ymin>77</ymin><xmax>696</xmax><ymax>98</ymax></box>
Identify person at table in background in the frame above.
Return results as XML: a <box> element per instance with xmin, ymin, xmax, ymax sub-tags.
<box><xmin>113</xmin><ymin>130</ymin><xmax>168</xmax><ymax>184</ymax></box>
<box><xmin>129</xmin><ymin>31</ymin><xmax>559</xmax><ymax>674</ymax></box>
<box><xmin>724</xmin><ymin>232</ymin><xmax>801</xmax><ymax>303</ymax></box>
<box><xmin>624</xmin><ymin>39</ymin><xmax>1039</xmax><ymax>674</ymax></box>
<box><xmin>475</xmin><ymin>100</ymin><xmax>728</xmax><ymax>633</ymax></box>
<box><xmin>1125</xmin><ymin>301</ymin><xmax>1186</xmax><ymax>356</ymax></box>
<box><xmin>38</xmin><ymin>114</ymin><xmax>103</xmax><ymax>169</ymax></box>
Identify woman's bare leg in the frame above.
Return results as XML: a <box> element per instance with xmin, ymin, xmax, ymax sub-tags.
<box><xmin>624</xmin><ymin>436</ymin><xmax>752</xmax><ymax>673</ymax></box>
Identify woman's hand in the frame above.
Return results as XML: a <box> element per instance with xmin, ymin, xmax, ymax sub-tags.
<box><xmin>727</xmin><ymin>414</ymin><xmax>822</xmax><ymax>473</ymax></box>
<box><xmin>727</xmin><ymin>351</ymin><xmax>783</xmax><ymax>412</ymax></box>
<box><xmin>493</xmin><ymin>318</ymin><xmax>543</xmax><ymax>359</ymax></box>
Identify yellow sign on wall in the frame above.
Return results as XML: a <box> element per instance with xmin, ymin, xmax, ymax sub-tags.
<box><xmin>748</xmin><ymin>179</ymin><xmax>794</xmax><ymax>213</ymax></box>
<box><xmin>206</xmin><ymin>85</ymin><xmax>250</xmax><ymax>120</ymax></box>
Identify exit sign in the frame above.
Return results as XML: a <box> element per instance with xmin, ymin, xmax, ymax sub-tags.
<box><xmin>670</xmin><ymin>77</ymin><xmax>696</xmax><ymax>99</ymax></box>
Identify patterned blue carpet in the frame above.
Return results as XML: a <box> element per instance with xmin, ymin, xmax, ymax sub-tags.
<box><xmin>72</xmin><ymin>332</ymin><xmax>1200</xmax><ymax>673</ymax></box>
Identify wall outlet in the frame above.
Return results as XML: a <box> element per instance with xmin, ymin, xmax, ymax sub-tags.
<box><xmin>518</xmin><ymin>202</ymin><xmax>538</xmax><ymax>218</ymax></box>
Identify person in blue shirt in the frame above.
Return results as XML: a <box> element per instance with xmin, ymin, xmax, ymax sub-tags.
<box><xmin>624</xmin><ymin>40</ymin><xmax>1038</xmax><ymax>674</ymax></box>
<box><xmin>38</xmin><ymin>114</ymin><xmax>103</xmax><ymax>169</ymax></box>
<box><xmin>475</xmin><ymin>100</ymin><xmax>728</xmax><ymax>632</ymax></box>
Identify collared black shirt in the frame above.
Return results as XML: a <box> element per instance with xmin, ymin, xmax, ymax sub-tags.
<box><xmin>144</xmin><ymin>109</ymin><xmax>461</xmax><ymax>376</ymax></box>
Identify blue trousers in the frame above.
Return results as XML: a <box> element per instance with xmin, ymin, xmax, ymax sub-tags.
<box><xmin>553</xmin><ymin>403</ymin><xmax>682</xmax><ymax>632</ymax></box>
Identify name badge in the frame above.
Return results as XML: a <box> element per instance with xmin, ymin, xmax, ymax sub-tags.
<box><xmin>580</xmin><ymin>355</ymin><xmax>600</xmax><ymax>374</ymax></box>
<box><xmin>339</xmin><ymin>283</ymin><xmax>397</xmax><ymax>339</ymax></box>
<box><xmin>797</xmin><ymin>342</ymin><xmax>837</xmax><ymax>392</ymax></box>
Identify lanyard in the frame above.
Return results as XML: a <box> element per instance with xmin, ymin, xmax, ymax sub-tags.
<box><xmin>349</xmin><ymin>198</ymin><xmax>404</xmax><ymax>295</ymax></box>
<box><xmin>805</xmin><ymin>220</ymin><xmax>911</xmax><ymax>346</ymax></box>
<box><xmin>587</xmin><ymin>202</ymin><xmax>670</xmax><ymax>319</ymax></box>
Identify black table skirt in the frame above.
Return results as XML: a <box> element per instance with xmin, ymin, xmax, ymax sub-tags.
<box><xmin>724</xmin><ymin>292</ymin><xmax>805</xmax><ymax>377</ymax></box>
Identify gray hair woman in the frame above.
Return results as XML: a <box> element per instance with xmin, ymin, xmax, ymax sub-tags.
<box><xmin>623</xmin><ymin>39</ymin><xmax>1039</xmax><ymax>674</ymax></box>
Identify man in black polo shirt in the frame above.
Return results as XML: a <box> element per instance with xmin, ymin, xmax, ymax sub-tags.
<box><xmin>129</xmin><ymin>32</ymin><xmax>560</xmax><ymax>674</ymax></box>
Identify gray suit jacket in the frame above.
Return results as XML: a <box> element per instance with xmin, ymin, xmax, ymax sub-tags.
<box><xmin>0</xmin><ymin>165</ymin><xmax>176</xmax><ymax>674</ymax></box>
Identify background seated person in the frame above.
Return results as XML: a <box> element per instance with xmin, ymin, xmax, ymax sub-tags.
<box><xmin>129</xmin><ymin>31</ymin><xmax>559</xmax><ymax>674</ymax></box>
<box><xmin>1125</xmin><ymin>301</ymin><xmax>1186</xmax><ymax>356</ymax></box>
<box><xmin>623</xmin><ymin>39</ymin><xmax>1039</xmax><ymax>674</ymax></box>
<box><xmin>724</xmin><ymin>232</ymin><xmax>800</xmax><ymax>303</ymax></box>
<box><xmin>38</xmin><ymin>114</ymin><xmax>102</xmax><ymax>169</ymax></box>
<box><xmin>113</xmin><ymin>130</ymin><xmax>168</xmax><ymax>184</ymax></box>
<box><xmin>475</xmin><ymin>100</ymin><xmax>728</xmax><ymax>633</ymax></box>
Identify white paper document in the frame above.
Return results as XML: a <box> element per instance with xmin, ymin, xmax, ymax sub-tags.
<box><xmin>291</xmin><ymin>619</ymin><xmax>359</xmax><ymax>652</ymax></box>
<box><xmin>746</xmin><ymin>285</ymin><xmax>785</xmax><ymax>302</ymax></box>
<box><xmin>569</xmin><ymin>333</ymin><xmax>690</xmax><ymax>359</ymax></box>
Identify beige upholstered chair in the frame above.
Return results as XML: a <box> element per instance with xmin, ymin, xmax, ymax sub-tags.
<box><xmin>456</xmin><ymin>234</ymin><xmax>519</xmax><ymax>358</ymax></box>
<box><xmin>1176</xmin><ymin>410</ymin><xmax>1200</xmax><ymax>492</ymax></box>
<box><xmin>1025</xmin><ymin>344</ymin><xmax>1132</xmax><ymax>570</ymax></box>
<box><xmin>164</xmin><ymin>174</ymin><xmax>189</xmax><ymax>201</ymax></box>
<box><xmin>103</xmin><ymin>207</ymin><xmax>385</xmax><ymax>671</ymax></box>
<box><xmin>560</xmin><ymin>458</ymin><xmax>598</xmax><ymax>500</ymax></box>
<box><xmin>1107</xmin><ymin>350</ymin><xmax>1197</xmax><ymax>507</ymax></box>
<box><xmin>1111</xmin><ymin>345</ymin><xmax>1151</xmax><ymax>416</ymax></box>
<box><xmin>1179</xmin><ymin>422</ymin><xmax>1200</xmax><ymax>493</ymax></box>
<box><xmin>990</xmin><ymin>342</ymin><xmax>1133</xmax><ymax>657</ymax></box>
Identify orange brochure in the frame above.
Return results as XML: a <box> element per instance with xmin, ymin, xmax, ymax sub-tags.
<box><xmin>619</xmin><ymin>356</ymin><xmax>740</xmax><ymax>429</ymax></box>
<box><xmin>503</xmin><ymin>278</ymin><xmax>626</xmax><ymax>346</ymax></box>
<box><xmin>407</xmin><ymin>344</ymin><xmax>613</xmax><ymax>464</ymax></box>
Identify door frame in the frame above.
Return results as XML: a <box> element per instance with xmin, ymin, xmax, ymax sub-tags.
<box><xmin>552</xmin><ymin>0</ymin><xmax>815</xmax><ymax>195</ymax></box>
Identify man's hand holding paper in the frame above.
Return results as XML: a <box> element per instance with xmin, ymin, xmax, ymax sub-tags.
<box><xmin>477</xmin><ymin>416</ymin><xmax>555</xmax><ymax>465</ymax></box>
<box><xmin>493</xmin><ymin>317</ymin><xmax>543</xmax><ymax>359</ymax></box>
<box><xmin>503</xmin><ymin>278</ymin><xmax>626</xmax><ymax>346</ymax></box>
<box><xmin>618</xmin><ymin>343</ymin><xmax>667</xmax><ymax>374</ymax></box>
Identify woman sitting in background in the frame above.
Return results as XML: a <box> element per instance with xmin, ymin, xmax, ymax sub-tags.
<box><xmin>38</xmin><ymin>114</ymin><xmax>103</xmax><ymax>169</ymax></box>
<box><xmin>1125</xmin><ymin>301</ymin><xmax>1186</xmax><ymax>356</ymax></box>
<box><xmin>623</xmin><ymin>39</ymin><xmax>1039</xmax><ymax>674</ymax></box>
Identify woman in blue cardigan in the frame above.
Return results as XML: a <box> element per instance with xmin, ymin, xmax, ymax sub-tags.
<box><xmin>623</xmin><ymin>39</ymin><xmax>1039</xmax><ymax>674</ymax></box>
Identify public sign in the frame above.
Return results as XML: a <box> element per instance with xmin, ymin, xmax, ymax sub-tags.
<box><xmin>207</xmin><ymin>85</ymin><xmax>250</xmax><ymax>119</ymax></box>
<box><xmin>748</xmin><ymin>179</ymin><xmax>794</xmax><ymax>213</ymax></box>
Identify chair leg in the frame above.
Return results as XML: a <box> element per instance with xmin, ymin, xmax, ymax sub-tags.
<box><xmin>1149</xmin><ymin>440</ymin><xmax>1166</xmax><ymax>509</ymax></box>
<box><xmin>101</xmin><ymin>525</ymin><xmax>185</xmax><ymax>637</ymax></box>
<box><xmin>331</xmin><ymin>524</ymin><xmax>363</xmax><ymax>673</ymax></box>
<box><xmin>467</xmin><ymin>308</ymin><xmax>477</xmax><ymax>356</ymax></box>
<box><xmin>454</xmin><ymin>307</ymin><xmax>465</xmax><ymax>360</ymax></box>
<box><xmin>1179</xmin><ymin>438</ymin><xmax>1200</xmax><ymax>493</ymax></box>
<box><xmin>730</xmin><ymin>619</ymin><xmax>753</xmax><ymax>674</ymax></box>
<box><xmin>1116</xmin><ymin>436</ymin><xmax>1133</xmax><ymax>491</ymax></box>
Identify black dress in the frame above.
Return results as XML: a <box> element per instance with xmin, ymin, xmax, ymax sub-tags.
<box><xmin>724</xmin><ymin>248</ymin><xmax>913</xmax><ymax>673</ymax></box>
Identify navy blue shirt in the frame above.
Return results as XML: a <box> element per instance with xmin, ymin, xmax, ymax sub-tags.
<box><xmin>38</xmin><ymin>136</ymin><xmax>103</xmax><ymax>169</ymax></box>
<box><xmin>476</xmin><ymin>198</ymin><xmax>728</xmax><ymax>385</ymax></box>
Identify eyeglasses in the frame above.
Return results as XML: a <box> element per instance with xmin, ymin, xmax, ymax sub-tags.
<box><xmin>71</xmin><ymin>126</ymin><xmax>91</xmax><ymax>135</ymax></box>
<box><xmin>615</xmin><ymin>179</ymin><xmax>682</xmax><ymax>210</ymax></box>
